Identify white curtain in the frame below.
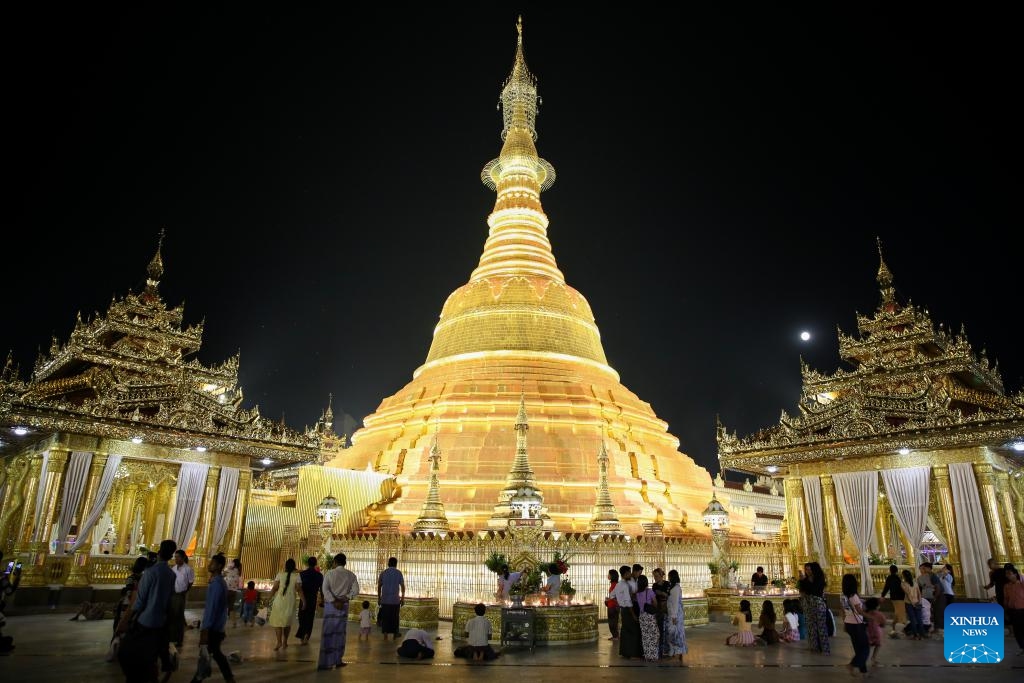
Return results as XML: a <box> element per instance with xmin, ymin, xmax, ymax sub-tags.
<box><xmin>949</xmin><ymin>463</ymin><xmax>992</xmax><ymax>599</ymax></box>
<box><xmin>801</xmin><ymin>476</ymin><xmax>827</xmax><ymax>562</ymax></box>
<box><xmin>833</xmin><ymin>471</ymin><xmax>879</xmax><ymax>594</ymax></box>
<box><xmin>171</xmin><ymin>463</ymin><xmax>209</xmax><ymax>549</ymax></box>
<box><xmin>880</xmin><ymin>466</ymin><xmax>930</xmax><ymax>565</ymax></box>
<box><xmin>211</xmin><ymin>466</ymin><xmax>239</xmax><ymax>551</ymax></box>
<box><xmin>30</xmin><ymin>450</ymin><xmax>51</xmax><ymax>542</ymax></box>
<box><xmin>54</xmin><ymin>451</ymin><xmax>93</xmax><ymax>554</ymax></box>
<box><xmin>70</xmin><ymin>455</ymin><xmax>123</xmax><ymax>553</ymax></box>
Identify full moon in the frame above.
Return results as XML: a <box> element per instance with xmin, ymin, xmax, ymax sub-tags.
<box><xmin>800</xmin><ymin>331</ymin><xmax>811</xmax><ymax>341</ymax></box>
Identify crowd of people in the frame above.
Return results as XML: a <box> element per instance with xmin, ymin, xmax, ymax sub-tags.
<box><xmin>604</xmin><ymin>563</ymin><xmax>688</xmax><ymax>664</ymax></box>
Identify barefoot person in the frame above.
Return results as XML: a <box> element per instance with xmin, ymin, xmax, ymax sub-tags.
<box><xmin>317</xmin><ymin>553</ymin><xmax>360</xmax><ymax>670</ymax></box>
<box><xmin>189</xmin><ymin>554</ymin><xmax>235</xmax><ymax>683</ymax></box>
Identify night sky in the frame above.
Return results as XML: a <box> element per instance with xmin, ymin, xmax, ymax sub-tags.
<box><xmin>4</xmin><ymin>6</ymin><xmax>1019</xmax><ymax>475</ymax></box>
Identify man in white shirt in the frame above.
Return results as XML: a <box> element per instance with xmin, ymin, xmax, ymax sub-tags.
<box><xmin>396</xmin><ymin>627</ymin><xmax>435</xmax><ymax>659</ymax></box>
<box><xmin>317</xmin><ymin>553</ymin><xmax>360</xmax><ymax>670</ymax></box>
<box><xmin>169</xmin><ymin>550</ymin><xmax>195</xmax><ymax>648</ymax></box>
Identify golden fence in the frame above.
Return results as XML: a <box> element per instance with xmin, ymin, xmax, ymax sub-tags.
<box><xmin>240</xmin><ymin>504</ymin><xmax>301</xmax><ymax>581</ymax></box>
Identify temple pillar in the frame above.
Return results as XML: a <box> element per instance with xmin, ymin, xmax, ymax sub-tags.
<box><xmin>37</xmin><ymin>449</ymin><xmax>70</xmax><ymax>548</ymax></box>
<box><xmin>192</xmin><ymin>465</ymin><xmax>221</xmax><ymax>586</ymax></box>
<box><xmin>973</xmin><ymin>463</ymin><xmax>1008</xmax><ymax>564</ymax></box>
<box><xmin>820</xmin><ymin>475</ymin><xmax>844</xmax><ymax>587</ymax></box>
<box><xmin>874</xmin><ymin>493</ymin><xmax>891</xmax><ymax>558</ymax></box>
<box><xmin>116</xmin><ymin>483</ymin><xmax>140</xmax><ymax>555</ymax></box>
<box><xmin>931</xmin><ymin>465</ymin><xmax>961</xmax><ymax>595</ymax></box>
<box><xmin>18</xmin><ymin>450</ymin><xmax>69</xmax><ymax>586</ymax></box>
<box><xmin>144</xmin><ymin>481</ymin><xmax>172</xmax><ymax>549</ymax></box>
<box><xmin>225</xmin><ymin>468</ymin><xmax>252</xmax><ymax>560</ymax></box>
<box><xmin>15</xmin><ymin>454</ymin><xmax>47</xmax><ymax>547</ymax></box>
<box><xmin>783</xmin><ymin>478</ymin><xmax>809</xmax><ymax>574</ymax></box>
<box><xmin>65</xmin><ymin>453</ymin><xmax>108</xmax><ymax>587</ymax></box>
<box><xmin>995</xmin><ymin>471</ymin><xmax>1024</xmax><ymax>567</ymax></box>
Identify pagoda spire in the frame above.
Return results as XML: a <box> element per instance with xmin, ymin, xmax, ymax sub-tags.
<box><xmin>143</xmin><ymin>228</ymin><xmax>165</xmax><ymax>302</ymax></box>
<box><xmin>489</xmin><ymin>389</ymin><xmax>549</xmax><ymax>527</ymax></box>
<box><xmin>876</xmin><ymin>236</ymin><xmax>897</xmax><ymax>312</ymax></box>
<box><xmin>475</xmin><ymin>16</ymin><xmax>562</xmax><ymax>282</ymax></box>
<box><xmin>588</xmin><ymin>439</ymin><xmax>623</xmax><ymax>536</ymax></box>
<box><xmin>413</xmin><ymin>427</ymin><xmax>450</xmax><ymax>535</ymax></box>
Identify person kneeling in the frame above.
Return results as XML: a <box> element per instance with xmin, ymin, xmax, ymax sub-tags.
<box><xmin>464</xmin><ymin>603</ymin><xmax>499</xmax><ymax>663</ymax></box>
<box><xmin>396</xmin><ymin>627</ymin><xmax>435</xmax><ymax>660</ymax></box>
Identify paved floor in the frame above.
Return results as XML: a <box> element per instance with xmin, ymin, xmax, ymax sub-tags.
<box><xmin>1</xmin><ymin>609</ymin><xmax>1021</xmax><ymax>682</ymax></box>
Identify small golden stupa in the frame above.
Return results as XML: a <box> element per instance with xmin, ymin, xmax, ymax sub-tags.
<box><xmin>327</xmin><ymin>18</ymin><xmax>720</xmax><ymax>536</ymax></box>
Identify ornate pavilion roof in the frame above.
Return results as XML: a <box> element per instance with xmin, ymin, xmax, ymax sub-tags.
<box><xmin>717</xmin><ymin>240</ymin><xmax>1024</xmax><ymax>476</ymax></box>
<box><xmin>0</xmin><ymin>235</ymin><xmax>320</xmax><ymax>464</ymax></box>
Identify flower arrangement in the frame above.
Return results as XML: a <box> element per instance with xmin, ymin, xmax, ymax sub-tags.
<box><xmin>559</xmin><ymin>577</ymin><xmax>577</xmax><ymax>597</ymax></box>
<box><xmin>484</xmin><ymin>552</ymin><xmax>508</xmax><ymax>574</ymax></box>
<box><xmin>867</xmin><ymin>552</ymin><xmax>896</xmax><ymax>566</ymax></box>
<box><xmin>510</xmin><ymin>565</ymin><xmax>544</xmax><ymax>596</ymax></box>
<box><xmin>550</xmin><ymin>552</ymin><xmax>570</xmax><ymax>575</ymax></box>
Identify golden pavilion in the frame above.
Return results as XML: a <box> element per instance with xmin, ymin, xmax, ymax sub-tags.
<box><xmin>718</xmin><ymin>241</ymin><xmax>1024</xmax><ymax>596</ymax></box>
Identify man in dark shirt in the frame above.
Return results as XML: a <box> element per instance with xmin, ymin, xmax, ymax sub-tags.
<box><xmin>296</xmin><ymin>556</ymin><xmax>324</xmax><ymax>645</ymax></box>
<box><xmin>118</xmin><ymin>539</ymin><xmax>177</xmax><ymax>682</ymax></box>
<box><xmin>880</xmin><ymin>564</ymin><xmax>906</xmax><ymax>637</ymax></box>
<box><xmin>751</xmin><ymin>566</ymin><xmax>769</xmax><ymax>587</ymax></box>
<box><xmin>982</xmin><ymin>557</ymin><xmax>1009</xmax><ymax>606</ymax></box>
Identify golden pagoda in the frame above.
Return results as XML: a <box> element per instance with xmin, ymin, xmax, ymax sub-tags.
<box><xmin>326</xmin><ymin>18</ymin><xmax>721</xmax><ymax>537</ymax></box>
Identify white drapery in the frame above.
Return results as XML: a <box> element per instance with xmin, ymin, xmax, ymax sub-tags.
<box><xmin>30</xmin><ymin>450</ymin><xmax>51</xmax><ymax>542</ymax></box>
<box><xmin>54</xmin><ymin>451</ymin><xmax>93</xmax><ymax>554</ymax></box>
<box><xmin>880</xmin><ymin>466</ymin><xmax>930</xmax><ymax>565</ymax></box>
<box><xmin>949</xmin><ymin>463</ymin><xmax>992</xmax><ymax>600</ymax></box>
<box><xmin>171</xmin><ymin>463</ymin><xmax>209</xmax><ymax>549</ymax></box>
<box><xmin>69</xmin><ymin>454</ymin><xmax>123</xmax><ymax>553</ymax></box>
<box><xmin>801</xmin><ymin>476</ymin><xmax>827</xmax><ymax>562</ymax></box>
<box><xmin>833</xmin><ymin>471</ymin><xmax>879</xmax><ymax>594</ymax></box>
<box><xmin>212</xmin><ymin>466</ymin><xmax>239</xmax><ymax>552</ymax></box>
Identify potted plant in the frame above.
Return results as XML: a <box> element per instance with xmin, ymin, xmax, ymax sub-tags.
<box><xmin>559</xmin><ymin>577</ymin><xmax>577</xmax><ymax>603</ymax></box>
<box><xmin>707</xmin><ymin>561</ymin><xmax>721</xmax><ymax>588</ymax></box>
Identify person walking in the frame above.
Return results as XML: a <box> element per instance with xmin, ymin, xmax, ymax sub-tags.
<box><xmin>168</xmin><ymin>550</ymin><xmax>195</xmax><ymax>650</ymax></box>
<box><xmin>880</xmin><ymin>564</ymin><xmax>906</xmax><ymax>637</ymax></box>
<box><xmin>268</xmin><ymin>558</ymin><xmax>303</xmax><ymax>650</ymax></box>
<box><xmin>798</xmin><ymin>561</ymin><xmax>830</xmax><ymax>654</ymax></box>
<box><xmin>377</xmin><ymin>556</ymin><xmax>405</xmax><ymax>640</ymax></box>
<box><xmin>318</xmin><ymin>552</ymin><xmax>360</xmax><ymax>670</ymax></box>
<box><xmin>840</xmin><ymin>573</ymin><xmax>870</xmax><ymax>679</ymax></box>
<box><xmin>295</xmin><ymin>556</ymin><xmax>324</xmax><ymax>645</ymax></box>
<box><xmin>983</xmin><ymin>557</ymin><xmax>1008</xmax><ymax>607</ymax></box>
<box><xmin>189</xmin><ymin>554</ymin><xmax>235</xmax><ymax>683</ymax></box>
<box><xmin>604</xmin><ymin>568</ymin><xmax>620</xmax><ymax>641</ymax></box>
<box><xmin>664</xmin><ymin>569</ymin><xmax>687</xmax><ymax>665</ymax></box>
<box><xmin>1003</xmin><ymin>565</ymin><xmax>1024</xmax><ymax>655</ymax></box>
<box><xmin>117</xmin><ymin>539</ymin><xmax>177</xmax><ymax>683</ymax></box>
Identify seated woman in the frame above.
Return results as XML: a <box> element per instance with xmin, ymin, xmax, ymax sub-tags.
<box><xmin>779</xmin><ymin>599</ymin><xmax>801</xmax><ymax>642</ymax></box>
<box><xmin>726</xmin><ymin>599</ymin><xmax>757</xmax><ymax>646</ymax></box>
<box><xmin>757</xmin><ymin>600</ymin><xmax>780</xmax><ymax>645</ymax></box>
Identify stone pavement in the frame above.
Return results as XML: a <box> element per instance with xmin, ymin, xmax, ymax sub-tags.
<box><xmin>0</xmin><ymin>609</ymin><xmax>1021</xmax><ymax>682</ymax></box>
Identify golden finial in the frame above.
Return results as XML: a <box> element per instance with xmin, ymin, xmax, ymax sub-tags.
<box><xmin>875</xmin><ymin>237</ymin><xmax>896</xmax><ymax>310</ymax></box>
<box><xmin>517</xmin><ymin>15</ymin><xmax>522</xmax><ymax>37</ymax></box>
<box><xmin>147</xmin><ymin>228</ymin><xmax>165</xmax><ymax>283</ymax></box>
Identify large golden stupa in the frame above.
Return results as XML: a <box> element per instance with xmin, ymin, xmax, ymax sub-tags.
<box><xmin>327</xmin><ymin>19</ymin><xmax>720</xmax><ymax>537</ymax></box>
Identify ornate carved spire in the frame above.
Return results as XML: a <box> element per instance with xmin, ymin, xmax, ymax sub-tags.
<box><xmin>143</xmin><ymin>229</ymin><xmax>165</xmax><ymax>302</ymax></box>
<box><xmin>876</xmin><ymin>236</ymin><xmax>896</xmax><ymax>311</ymax></box>
<box><xmin>588</xmin><ymin>439</ymin><xmax>623</xmax><ymax>536</ymax></box>
<box><xmin>413</xmin><ymin>428</ymin><xmax>450</xmax><ymax>534</ymax></box>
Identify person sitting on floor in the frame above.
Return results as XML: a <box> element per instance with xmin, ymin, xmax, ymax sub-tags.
<box><xmin>69</xmin><ymin>601</ymin><xmax>109</xmax><ymax>621</ymax></box>
<box><xmin>726</xmin><ymin>599</ymin><xmax>757</xmax><ymax>646</ymax></box>
<box><xmin>396</xmin><ymin>627</ymin><xmax>435</xmax><ymax>659</ymax></box>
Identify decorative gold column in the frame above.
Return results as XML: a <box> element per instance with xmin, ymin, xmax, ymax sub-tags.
<box><xmin>931</xmin><ymin>465</ymin><xmax>961</xmax><ymax>594</ymax></box>
<box><xmin>143</xmin><ymin>481</ymin><xmax>172</xmax><ymax>549</ymax></box>
<box><xmin>225</xmin><ymin>468</ymin><xmax>252</xmax><ymax>560</ymax></box>
<box><xmin>17</xmin><ymin>450</ymin><xmax>70</xmax><ymax>586</ymax></box>
<box><xmin>820</xmin><ymin>475</ymin><xmax>844</xmax><ymax>587</ymax></box>
<box><xmin>784</xmin><ymin>478</ymin><xmax>809</xmax><ymax>573</ymax></box>
<box><xmin>37</xmin><ymin>449</ymin><xmax>70</xmax><ymax>547</ymax></box>
<box><xmin>117</xmin><ymin>483</ymin><xmax>140</xmax><ymax>554</ymax></box>
<box><xmin>875</xmin><ymin>493</ymin><xmax>891</xmax><ymax>558</ymax></box>
<box><xmin>66</xmin><ymin>453</ymin><xmax>108</xmax><ymax>587</ymax></box>
<box><xmin>995</xmin><ymin>471</ymin><xmax>1023</xmax><ymax>566</ymax></box>
<box><xmin>192</xmin><ymin>465</ymin><xmax>221</xmax><ymax>586</ymax></box>
<box><xmin>15</xmin><ymin>454</ymin><xmax>47</xmax><ymax>548</ymax></box>
<box><xmin>973</xmin><ymin>463</ymin><xmax>1008</xmax><ymax>563</ymax></box>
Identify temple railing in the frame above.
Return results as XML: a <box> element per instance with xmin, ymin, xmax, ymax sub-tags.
<box><xmin>87</xmin><ymin>555</ymin><xmax>137</xmax><ymax>584</ymax></box>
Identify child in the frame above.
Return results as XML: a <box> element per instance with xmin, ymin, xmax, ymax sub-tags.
<box><xmin>726</xmin><ymin>599</ymin><xmax>756</xmax><ymax>646</ymax></box>
<box><xmin>359</xmin><ymin>600</ymin><xmax>372</xmax><ymax>640</ymax></box>
<box><xmin>465</xmin><ymin>602</ymin><xmax>495</xmax><ymax>663</ymax></box>
<box><xmin>241</xmin><ymin>581</ymin><xmax>258</xmax><ymax>626</ymax></box>
<box><xmin>863</xmin><ymin>597</ymin><xmax>886</xmax><ymax>666</ymax></box>
<box><xmin>920</xmin><ymin>595</ymin><xmax>932</xmax><ymax>637</ymax></box>
<box><xmin>757</xmin><ymin>600</ymin><xmax>780</xmax><ymax>645</ymax></box>
<box><xmin>780</xmin><ymin>599</ymin><xmax>801</xmax><ymax>642</ymax></box>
